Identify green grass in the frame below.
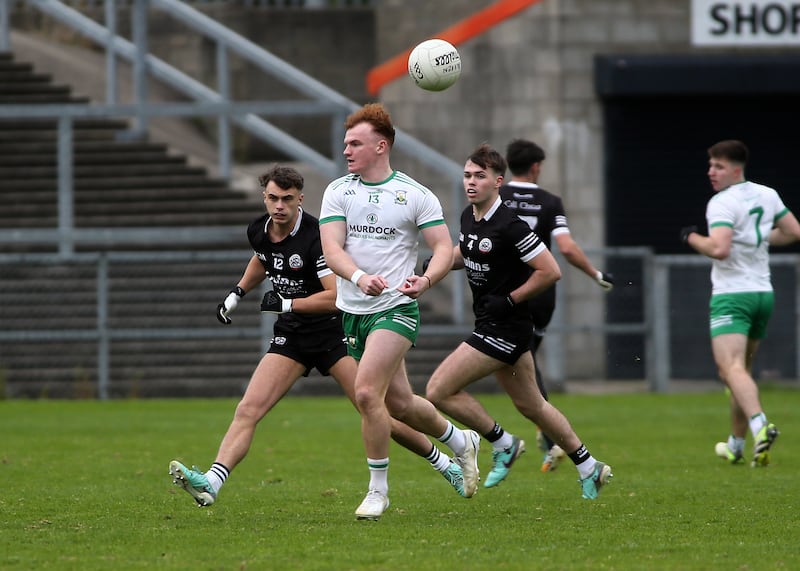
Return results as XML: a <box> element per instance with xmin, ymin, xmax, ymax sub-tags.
<box><xmin>2</xmin><ymin>387</ymin><xmax>799</xmax><ymax>570</ymax></box>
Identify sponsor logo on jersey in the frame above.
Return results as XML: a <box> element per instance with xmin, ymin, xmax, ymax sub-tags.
<box><xmin>505</xmin><ymin>198</ymin><xmax>542</xmax><ymax>212</ymax></box>
<box><xmin>478</xmin><ymin>238</ymin><xmax>493</xmax><ymax>253</ymax></box>
<box><xmin>289</xmin><ymin>254</ymin><xmax>303</xmax><ymax>269</ymax></box>
<box><xmin>348</xmin><ymin>215</ymin><xmax>398</xmax><ymax>240</ymax></box>
<box><xmin>463</xmin><ymin>257</ymin><xmax>491</xmax><ymax>272</ymax></box>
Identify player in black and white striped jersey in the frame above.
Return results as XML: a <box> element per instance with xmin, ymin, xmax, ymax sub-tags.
<box><xmin>425</xmin><ymin>144</ymin><xmax>613</xmax><ymax>500</ymax></box>
<box><xmin>500</xmin><ymin>139</ymin><xmax>613</xmax><ymax>472</ymax></box>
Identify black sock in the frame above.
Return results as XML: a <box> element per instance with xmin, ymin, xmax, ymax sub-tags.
<box><xmin>567</xmin><ymin>444</ymin><xmax>590</xmax><ymax>466</ymax></box>
<box><xmin>483</xmin><ymin>422</ymin><xmax>504</xmax><ymax>443</ymax></box>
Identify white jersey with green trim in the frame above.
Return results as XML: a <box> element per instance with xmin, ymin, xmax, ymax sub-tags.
<box><xmin>705</xmin><ymin>181</ymin><xmax>789</xmax><ymax>294</ymax></box>
<box><xmin>319</xmin><ymin>171</ymin><xmax>446</xmax><ymax>314</ymax></box>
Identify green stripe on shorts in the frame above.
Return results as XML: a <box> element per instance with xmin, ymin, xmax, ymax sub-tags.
<box><xmin>342</xmin><ymin>302</ymin><xmax>420</xmax><ymax>361</ymax></box>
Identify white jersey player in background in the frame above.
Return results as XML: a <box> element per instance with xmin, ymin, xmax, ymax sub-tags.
<box><xmin>681</xmin><ymin>139</ymin><xmax>800</xmax><ymax>467</ymax></box>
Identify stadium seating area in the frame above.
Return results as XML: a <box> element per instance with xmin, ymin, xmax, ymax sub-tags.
<box><xmin>0</xmin><ymin>52</ymin><xmax>468</xmax><ymax>398</ymax></box>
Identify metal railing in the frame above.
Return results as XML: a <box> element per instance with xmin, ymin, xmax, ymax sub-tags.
<box><xmin>1</xmin><ymin>0</ymin><xmax>468</xmax><ymax>317</ymax></box>
<box><xmin>4</xmin><ymin>248</ymin><xmax>797</xmax><ymax>397</ymax></box>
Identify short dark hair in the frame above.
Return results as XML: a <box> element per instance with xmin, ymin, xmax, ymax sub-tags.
<box><xmin>258</xmin><ymin>165</ymin><xmax>304</xmax><ymax>191</ymax></box>
<box><xmin>467</xmin><ymin>143</ymin><xmax>507</xmax><ymax>175</ymax></box>
<box><xmin>708</xmin><ymin>140</ymin><xmax>749</xmax><ymax>166</ymax></box>
<box><xmin>345</xmin><ymin>102</ymin><xmax>396</xmax><ymax>147</ymax></box>
<box><xmin>505</xmin><ymin>139</ymin><xmax>546</xmax><ymax>176</ymax></box>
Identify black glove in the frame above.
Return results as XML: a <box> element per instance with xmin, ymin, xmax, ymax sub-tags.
<box><xmin>481</xmin><ymin>294</ymin><xmax>516</xmax><ymax>320</ymax></box>
<box><xmin>421</xmin><ymin>256</ymin><xmax>432</xmax><ymax>274</ymax></box>
<box><xmin>216</xmin><ymin>286</ymin><xmax>245</xmax><ymax>324</ymax></box>
<box><xmin>260</xmin><ymin>290</ymin><xmax>293</xmax><ymax>314</ymax></box>
<box><xmin>595</xmin><ymin>271</ymin><xmax>614</xmax><ymax>291</ymax></box>
<box><xmin>680</xmin><ymin>225</ymin><xmax>699</xmax><ymax>244</ymax></box>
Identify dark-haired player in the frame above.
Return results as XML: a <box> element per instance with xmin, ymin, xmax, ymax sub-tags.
<box><xmin>425</xmin><ymin>144</ymin><xmax>613</xmax><ymax>500</ymax></box>
<box><xmin>500</xmin><ymin>138</ymin><xmax>614</xmax><ymax>472</ymax></box>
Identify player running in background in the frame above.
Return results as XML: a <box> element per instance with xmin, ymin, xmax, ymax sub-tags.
<box><xmin>425</xmin><ymin>143</ymin><xmax>613</xmax><ymax>500</ymax></box>
<box><xmin>319</xmin><ymin>103</ymin><xmax>480</xmax><ymax>521</ymax></box>
<box><xmin>500</xmin><ymin>138</ymin><xmax>614</xmax><ymax>473</ymax></box>
<box><xmin>168</xmin><ymin>165</ymin><xmax>467</xmax><ymax>508</ymax></box>
<box><xmin>681</xmin><ymin>140</ymin><xmax>800</xmax><ymax>467</ymax></box>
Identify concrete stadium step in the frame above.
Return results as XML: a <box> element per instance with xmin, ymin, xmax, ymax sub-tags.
<box><xmin>0</xmin><ymin>196</ymin><xmax>257</xmax><ymax>218</ymax></box>
<box><xmin>0</xmin><ymin>140</ymin><xmax>169</xmax><ymax>154</ymax></box>
<box><xmin>5</xmin><ymin>175</ymin><xmax>229</xmax><ymax>191</ymax></box>
<box><xmin>0</xmin><ymin>71</ymin><xmax>52</xmax><ymax>82</ymax></box>
<box><xmin>0</xmin><ymin>118</ymin><xmax>129</xmax><ymax>130</ymax></box>
<box><xmin>0</xmin><ymin>83</ymin><xmax>71</xmax><ymax>95</ymax></box>
<box><xmin>0</xmin><ymin>187</ymin><xmax>249</xmax><ymax>206</ymax></box>
<box><xmin>0</xmin><ymin>93</ymin><xmax>90</xmax><ymax>104</ymax></box>
<box><xmin>0</xmin><ymin>163</ymin><xmax>209</xmax><ymax>179</ymax></box>
<box><xmin>0</xmin><ymin>151</ymin><xmax>188</xmax><ymax>166</ymax></box>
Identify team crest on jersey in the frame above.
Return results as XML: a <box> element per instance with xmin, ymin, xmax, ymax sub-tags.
<box><xmin>273</xmin><ymin>336</ymin><xmax>287</xmax><ymax>346</ymax></box>
<box><xmin>478</xmin><ymin>238</ymin><xmax>493</xmax><ymax>253</ymax></box>
<box><xmin>394</xmin><ymin>190</ymin><xmax>408</xmax><ymax>205</ymax></box>
<box><xmin>288</xmin><ymin>254</ymin><xmax>303</xmax><ymax>269</ymax></box>
<box><xmin>346</xmin><ymin>335</ymin><xmax>358</xmax><ymax>348</ymax></box>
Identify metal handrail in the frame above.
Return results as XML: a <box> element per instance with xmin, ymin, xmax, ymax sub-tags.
<box><xmin>4</xmin><ymin>0</ymin><xmax>467</xmax><ymax>318</ymax></box>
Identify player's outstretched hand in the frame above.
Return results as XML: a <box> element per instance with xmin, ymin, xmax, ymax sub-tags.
<box><xmin>261</xmin><ymin>290</ymin><xmax>293</xmax><ymax>313</ymax></box>
<box><xmin>595</xmin><ymin>271</ymin><xmax>614</xmax><ymax>291</ymax></box>
<box><xmin>216</xmin><ymin>286</ymin><xmax>245</xmax><ymax>324</ymax></box>
<box><xmin>481</xmin><ymin>294</ymin><xmax>516</xmax><ymax>319</ymax></box>
<box><xmin>680</xmin><ymin>225</ymin><xmax>699</xmax><ymax>244</ymax></box>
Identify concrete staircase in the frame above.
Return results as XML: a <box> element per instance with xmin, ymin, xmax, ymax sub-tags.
<box><xmin>0</xmin><ymin>51</ymin><xmax>472</xmax><ymax>399</ymax></box>
<box><xmin>0</xmin><ymin>52</ymin><xmax>260</xmax><ymax>241</ymax></box>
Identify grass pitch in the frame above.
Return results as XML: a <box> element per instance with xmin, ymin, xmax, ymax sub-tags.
<box><xmin>2</xmin><ymin>386</ymin><xmax>798</xmax><ymax>570</ymax></box>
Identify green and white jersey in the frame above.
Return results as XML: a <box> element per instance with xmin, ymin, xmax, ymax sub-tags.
<box><xmin>319</xmin><ymin>171</ymin><xmax>446</xmax><ymax>314</ymax></box>
<box><xmin>706</xmin><ymin>181</ymin><xmax>789</xmax><ymax>294</ymax></box>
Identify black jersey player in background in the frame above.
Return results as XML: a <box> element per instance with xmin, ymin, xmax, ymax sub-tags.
<box><xmin>500</xmin><ymin>139</ymin><xmax>614</xmax><ymax>473</ymax></box>
<box><xmin>425</xmin><ymin>144</ymin><xmax>613</xmax><ymax>499</ymax></box>
<box><xmin>168</xmin><ymin>165</ymin><xmax>466</xmax><ymax>508</ymax></box>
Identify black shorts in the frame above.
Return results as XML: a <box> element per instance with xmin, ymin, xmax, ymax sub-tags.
<box><xmin>267</xmin><ymin>330</ymin><xmax>348</xmax><ymax>377</ymax></box>
<box><xmin>465</xmin><ymin>320</ymin><xmax>533</xmax><ymax>365</ymax></box>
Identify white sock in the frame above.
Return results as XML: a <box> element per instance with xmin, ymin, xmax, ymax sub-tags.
<box><xmin>437</xmin><ymin>422</ymin><xmax>466</xmax><ymax>455</ymax></box>
<box><xmin>493</xmin><ymin>432</ymin><xmax>514</xmax><ymax>451</ymax></box>
<box><xmin>748</xmin><ymin>413</ymin><xmax>767</xmax><ymax>439</ymax></box>
<box><xmin>367</xmin><ymin>457</ymin><xmax>389</xmax><ymax>495</ymax></box>
<box><xmin>206</xmin><ymin>462</ymin><xmax>229</xmax><ymax>494</ymax></box>
<box><xmin>576</xmin><ymin>457</ymin><xmax>597</xmax><ymax>480</ymax></box>
<box><xmin>727</xmin><ymin>435</ymin><xmax>745</xmax><ymax>454</ymax></box>
<box><xmin>424</xmin><ymin>446</ymin><xmax>452</xmax><ymax>472</ymax></box>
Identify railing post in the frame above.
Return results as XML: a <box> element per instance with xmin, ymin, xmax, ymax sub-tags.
<box><xmin>57</xmin><ymin>116</ymin><xmax>75</xmax><ymax>257</ymax></box>
<box><xmin>651</xmin><ymin>258</ymin><xmax>670</xmax><ymax>392</ymax></box>
<box><xmin>796</xmin><ymin>258</ymin><xmax>800</xmax><ymax>381</ymax></box>
<box><xmin>0</xmin><ymin>0</ymin><xmax>9</xmax><ymax>52</ymax></box>
<box><xmin>105</xmin><ymin>0</ymin><xmax>118</xmax><ymax>105</ymax></box>
<box><xmin>641</xmin><ymin>249</ymin><xmax>659</xmax><ymax>391</ymax></box>
<box><xmin>97</xmin><ymin>254</ymin><xmax>111</xmax><ymax>400</ymax></box>
<box><xmin>450</xmin><ymin>174</ymin><xmax>465</xmax><ymax>325</ymax></box>
<box><xmin>542</xmin><ymin>252</ymin><xmax>566</xmax><ymax>389</ymax></box>
<box><xmin>132</xmin><ymin>0</ymin><xmax>149</xmax><ymax>136</ymax></box>
<box><xmin>216</xmin><ymin>41</ymin><xmax>231</xmax><ymax>181</ymax></box>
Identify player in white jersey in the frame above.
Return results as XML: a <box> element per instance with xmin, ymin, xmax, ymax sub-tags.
<box><xmin>681</xmin><ymin>140</ymin><xmax>800</xmax><ymax>467</ymax></box>
<box><xmin>319</xmin><ymin>103</ymin><xmax>480</xmax><ymax>520</ymax></box>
